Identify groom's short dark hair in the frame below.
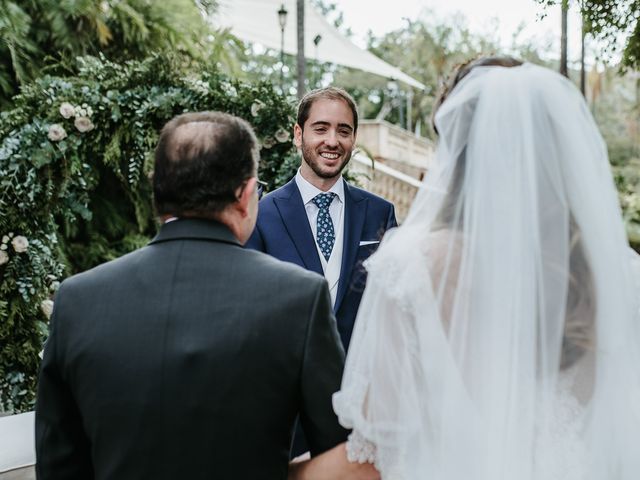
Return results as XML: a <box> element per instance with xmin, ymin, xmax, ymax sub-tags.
<box><xmin>152</xmin><ymin>111</ymin><xmax>259</xmax><ymax>217</ymax></box>
<box><xmin>297</xmin><ymin>87</ymin><xmax>359</xmax><ymax>133</ymax></box>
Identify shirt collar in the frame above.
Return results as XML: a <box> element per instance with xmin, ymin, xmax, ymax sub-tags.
<box><xmin>295</xmin><ymin>169</ymin><xmax>344</xmax><ymax>205</ymax></box>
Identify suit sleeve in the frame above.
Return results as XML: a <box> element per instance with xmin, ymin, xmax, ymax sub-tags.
<box><xmin>299</xmin><ymin>279</ymin><xmax>350</xmax><ymax>455</ymax></box>
<box><xmin>35</xmin><ymin>290</ymin><xmax>93</xmax><ymax>480</ymax></box>
<box><xmin>244</xmin><ymin>222</ymin><xmax>265</xmax><ymax>251</ymax></box>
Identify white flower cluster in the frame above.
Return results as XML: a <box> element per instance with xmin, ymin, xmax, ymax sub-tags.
<box><xmin>251</xmin><ymin>100</ymin><xmax>265</xmax><ymax>117</ymax></box>
<box><xmin>47</xmin><ymin>124</ymin><xmax>67</xmax><ymax>142</ymax></box>
<box><xmin>187</xmin><ymin>78</ymin><xmax>209</xmax><ymax>95</ymax></box>
<box><xmin>60</xmin><ymin>101</ymin><xmax>94</xmax><ymax>120</ymax></box>
<box><xmin>48</xmin><ymin>101</ymin><xmax>95</xmax><ymax>141</ymax></box>
<box><xmin>0</xmin><ymin>233</ymin><xmax>29</xmax><ymax>265</ymax></box>
<box><xmin>40</xmin><ymin>299</ymin><xmax>54</xmax><ymax>319</ymax></box>
<box><xmin>262</xmin><ymin>137</ymin><xmax>275</xmax><ymax>149</ymax></box>
<box><xmin>274</xmin><ymin>127</ymin><xmax>290</xmax><ymax>143</ymax></box>
<box><xmin>260</xmin><ymin>128</ymin><xmax>290</xmax><ymax>150</ymax></box>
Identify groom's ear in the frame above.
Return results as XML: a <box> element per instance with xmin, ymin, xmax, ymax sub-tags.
<box><xmin>294</xmin><ymin>123</ymin><xmax>303</xmax><ymax>149</ymax></box>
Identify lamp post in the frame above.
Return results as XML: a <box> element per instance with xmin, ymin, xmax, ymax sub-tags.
<box><xmin>313</xmin><ymin>34</ymin><xmax>322</xmax><ymax>88</ymax></box>
<box><xmin>277</xmin><ymin>4</ymin><xmax>288</xmax><ymax>90</ymax></box>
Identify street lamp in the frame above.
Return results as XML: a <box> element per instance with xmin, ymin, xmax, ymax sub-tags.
<box><xmin>277</xmin><ymin>4</ymin><xmax>288</xmax><ymax>90</ymax></box>
<box><xmin>313</xmin><ymin>34</ymin><xmax>322</xmax><ymax>88</ymax></box>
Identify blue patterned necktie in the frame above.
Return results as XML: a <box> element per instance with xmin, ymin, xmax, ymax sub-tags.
<box><xmin>312</xmin><ymin>192</ymin><xmax>337</xmax><ymax>261</ymax></box>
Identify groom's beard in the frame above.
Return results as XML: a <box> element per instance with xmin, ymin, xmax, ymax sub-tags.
<box><xmin>300</xmin><ymin>136</ymin><xmax>353</xmax><ymax>180</ymax></box>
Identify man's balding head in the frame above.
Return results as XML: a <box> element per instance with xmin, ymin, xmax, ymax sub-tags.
<box><xmin>153</xmin><ymin>111</ymin><xmax>259</xmax><ymax>218</ymax></box>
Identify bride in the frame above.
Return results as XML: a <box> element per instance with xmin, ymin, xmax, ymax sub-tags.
<box><xmin>290</xmin><ymin>57</ymin><xmax>640</xmax><ymax>480</ymax></box>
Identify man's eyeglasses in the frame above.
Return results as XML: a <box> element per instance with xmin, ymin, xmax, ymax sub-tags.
<box><xmin>256</xmin><ymin>179</ymin><xmax>268</xmax><ymax>200</ymax></box>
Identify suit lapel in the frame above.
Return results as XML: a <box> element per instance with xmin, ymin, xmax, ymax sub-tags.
<box><xmin>335</xmin><ymin>183</ymin><xmax>367</xmax><ymax>313</ymax></box>
<box><xmin>273</xmin><ymin>180</ymin><xmax>324</xmax><ymax>276</ymax></box>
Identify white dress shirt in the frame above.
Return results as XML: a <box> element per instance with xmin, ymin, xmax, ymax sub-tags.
<box><xmin>295</xmin><ymin>170</ymin><xmax>345</xmax><ymax>307</ymax></box>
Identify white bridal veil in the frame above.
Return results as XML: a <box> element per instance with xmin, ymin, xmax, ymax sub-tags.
<box><xmin>334</xmin><ymin>63</ymin><xmax>640</xmax><ymax>480</ymax></box>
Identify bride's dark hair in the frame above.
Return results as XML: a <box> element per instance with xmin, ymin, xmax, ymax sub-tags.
<box><xmin>433</xmin><ymin>55</ymin><xmax>595</xmax><ymax>370</ymax></box>
<box><xmin>431</xmin><ymin>56</ymin><xmax>523</xmax><ymax>136</ymax></box>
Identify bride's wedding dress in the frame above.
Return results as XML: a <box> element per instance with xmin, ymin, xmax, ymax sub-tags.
<box><xmin>333</xmin><ymin>63</ymin><xmax>640</xmax><ymax>480</ymax></box>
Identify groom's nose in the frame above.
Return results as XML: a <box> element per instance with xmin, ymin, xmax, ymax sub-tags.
<box><xmin>323</xmin><ymin>130</ymin><xmax>339</xmax><ymax>147</ymax></box>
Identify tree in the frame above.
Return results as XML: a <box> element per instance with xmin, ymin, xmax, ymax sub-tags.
<box><xmin>336</xmin><ymin>15</ymin><xmax>514</xmax><ymax>137</ymax></box>
<box><xmin>0</xmin><ymin>0</ymin><xmax>215</xmax><ymax>107</ymax></box>
<box><xmin>296</xmin><ymin>0</ymin><xmax>305</xmax><ymax>99</ymax></box>
<box><xmin>535</xmin><ymin>0</ymin><xmax>640</xmax><ymax>71</ymax></box>
<box><xmin>311</xmin><ymin>0</ymin><xmax>354</xmax><ymax>37</ymax></box>
<box><xmin>560</xmin><ymin>0</ymin><xmax>569</xmax><ymax>76</ymax></box>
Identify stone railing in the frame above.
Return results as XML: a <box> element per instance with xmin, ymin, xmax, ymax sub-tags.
<box><xmin>351</xmin><ymin>120</ymin><xmax>434</xmax><ymax>222</ymax></box>
<box><xmin>357</xmin><ymin>120</ymin><xmax>435</xmax><ymax>175</ymax></box>
<box><xmin>349</xmin><ymin>154</ymin><xmax>422</xmax><ymax>223</ymax></box>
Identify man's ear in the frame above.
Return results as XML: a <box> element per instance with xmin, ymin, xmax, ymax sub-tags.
<box><xmin>235</xmin><ymin>177</ymin><xmax>257</xmax><ymax>217</ymax></box>
<box><xmin>293</xmin><ymin>123</ymin><xmax>303</xmax><ymax>149</ymax></box>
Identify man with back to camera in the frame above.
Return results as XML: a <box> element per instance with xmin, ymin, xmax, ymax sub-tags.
<box><xmin>35</xmin><ymin>111</ymin><xmax>375</xmax><ymax>479</ymax></box>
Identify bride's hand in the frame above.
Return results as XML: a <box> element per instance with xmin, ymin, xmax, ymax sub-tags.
<box><xmin>291</xmin><ymin>451</ymin><xmax>311</xmax><ymax>463</ymax></box>
<box><xmin>288</xmin><ymin>443</ymin><xmax>380</xmax><ymax>480</ymax></box>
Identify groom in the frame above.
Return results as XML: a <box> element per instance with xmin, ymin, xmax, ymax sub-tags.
<box><xmin>246</xmin><ymin>87</ymin><xmax>396</xmax><ymax>457</ymax></box>
<box><xmin>246</xmin><ymin>87</ymin><xmax>397</xmax><ymax>352</ymax></box>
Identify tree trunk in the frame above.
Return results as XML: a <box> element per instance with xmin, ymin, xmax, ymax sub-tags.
<box><xmin>297</xmin><ymin>0</ymin><xmax>306</xmax><ymax>99</ymax></box>
<box><xmin>560</xmin><ymin>0</ymin><xmax>568</xmax><ymax>77</ymax></box>
<box><xmin>580</xmin><ymin>6</ymin><xmax>586</xmax><ymax>95</ymax></box>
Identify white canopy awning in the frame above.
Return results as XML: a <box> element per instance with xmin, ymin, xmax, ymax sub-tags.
<box><xmin>215</xmin><ymin>0</ymin><xmax>426</xmax><ymax>90</ymax></box>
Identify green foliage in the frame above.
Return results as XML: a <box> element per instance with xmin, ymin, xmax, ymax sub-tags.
<box><xmin>534</xmin><ymin>0</ymin><xmax>640</xmax><ymax>70</ymax></box>
<box><xmin>0</xmin><ymin>54</ymin><xmax>296</xmax><ymax>412</ymax></box>
<box><xmin>334</xmin><ymin>15</ymin><xmax>515</xmax><ymax>138</ymax></box>
<box><xmin>615</xmin><ymin>159</ymin><xmax>640</xmax><ymax>250</ymax></box>
<box><xmin>0</xmin><ymin>0</ymin><xmax>214</xmax><ymax>107</ymax></box>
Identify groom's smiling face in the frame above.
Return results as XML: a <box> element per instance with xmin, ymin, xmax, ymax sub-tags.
<box><xmin>295</xmin><ymin>97</ymin><xmax>356</xmax><ymax>184</ymax></box>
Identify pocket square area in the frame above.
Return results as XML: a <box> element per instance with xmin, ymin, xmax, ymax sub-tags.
<box><xmin>359</xmin><ymin>240</ymin><xmax>380</xmax><ymax>246</ymax></box>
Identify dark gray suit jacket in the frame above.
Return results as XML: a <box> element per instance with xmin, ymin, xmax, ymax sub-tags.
<box><xmin>36</xmin><ymin>218</ymin><xmax>348</xmax><ymax>480</ymax></box>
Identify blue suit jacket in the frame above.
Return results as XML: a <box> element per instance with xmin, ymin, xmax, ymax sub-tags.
<box><xmin>246</xmin><ymin>178</ymin><xmax>397</xmax><ymax>350</ymax></box>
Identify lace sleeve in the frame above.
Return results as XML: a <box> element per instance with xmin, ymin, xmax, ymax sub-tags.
<box><xmin>345</xmin><ymin>430</ymin><xmax>377</xmax><ymax>464</ymax></box>
<box><xmin>333</xmin><ymin>227</ymin><xmax>438</xmax><ymax>478</ymax></box>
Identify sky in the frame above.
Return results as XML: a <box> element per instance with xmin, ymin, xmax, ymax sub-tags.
<box><xmin>335</xmin><ymin>0</ymin><xmax>588</xmax><ymax>64</ymax></box>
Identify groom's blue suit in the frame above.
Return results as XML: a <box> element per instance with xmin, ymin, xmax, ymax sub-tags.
<box><xmin>246</xmin><ymin>178</ymin><xmax>397</xmax><ymax>351</ymax></box>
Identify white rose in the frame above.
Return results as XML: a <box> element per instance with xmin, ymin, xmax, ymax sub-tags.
<box><xmin>274</xmin><ymin>128</ymin><xmax>290</xmax><ymax>143</ymax></box>
<box><xmin>40</xmin><ymin>299</ymin><xmax>54</xmax><ymax>319</ymax></box>
<box><xmin>262</xmin><ymin>137</ymin><xmax>275</xmax><ymax>149</ymax></box>
<box><xmin>0</xmin><ymin>250</ymin><xmax>8</xmax><ymax>266</ymax></box>
<box><xmin>47</xmin><ymin>124</ymin><xmax>67</xmax><ymax>141</ymax></box>
<box><xmin>251</xmin><ymin>100</ymin><xmax>265</xmax><ymax>117</ymax></box>
<box><xmin>2</xmin><ymin>235</ymin><xmax>8</xmax><ymax>243</ymax></box>
<box><xmin>59</xmin><ymin>102</ymin><xmax>76</xmax><ymax>119</ymax></box>
<box><xmin>74</xmin><ymin>116</ymin><xmax>94</xmax><ymax>133</ymax></box>
<box><xmin>12</xmin><ymin>235</ymin><xmax>28</xmax><ymax>253</ymax></box>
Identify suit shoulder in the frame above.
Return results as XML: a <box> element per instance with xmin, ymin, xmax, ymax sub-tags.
<box><xmin>259</xmin><ymin>181</ymin><xmax>294</xmax><ymax>204</ymax></box>
<box><xmin>347</xmin><ymin>183</ymin><xmax>394</xmax><ymax>208</ymax></box>
<box><xmin>58</xmin><ymin>247</ymin><xmax>147</xmax><ymax>294</ymax></box>
<box><xmin>255</xmin><ymin>185</ymin><xmax>287</xmax><ymax>217</ymax></box>
<box><xmin>243</xmin><ymin>247</ymin><xmax>325</xmax><ymax>285</ymax></box>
